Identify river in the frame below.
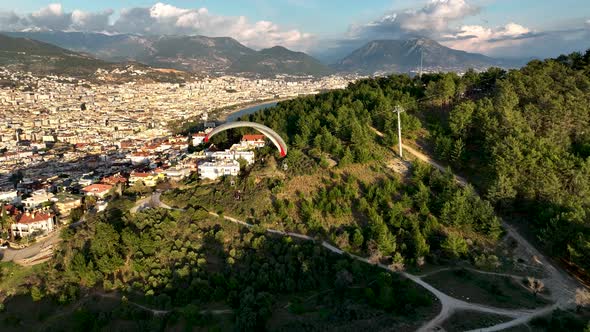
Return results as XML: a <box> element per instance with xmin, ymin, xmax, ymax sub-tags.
<box><xmin>226</xmin><ymin>101</ymin><xmax>278</xmax><ymax>122</ymax></box>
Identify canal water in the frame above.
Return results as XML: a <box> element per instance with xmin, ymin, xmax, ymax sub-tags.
<box><xmin>226</xmin><ymin>101</ymin><xmax>278</xmax><ymax>122</ymax></box>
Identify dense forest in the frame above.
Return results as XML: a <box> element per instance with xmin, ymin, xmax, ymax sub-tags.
<box><xmin>0</xmin><ymin>199</ymin><xmax>434</xmax><ymax>331</ymax></box>
<box><xmin>234</xmin><ymin>49</ymin><xmax>590</xmax><ymax>275</ymax></box>
<box><xmin>166</xmin><ymin>161</ymin><xmax>502</xmax><ymax>269</ymax></box>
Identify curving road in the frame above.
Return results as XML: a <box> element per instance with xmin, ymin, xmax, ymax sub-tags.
<box><xmin>209</xmin><ymin>210</ymin><xmax>565</xmax><ymax>332</ymax></box>
<box><xmin>0</xmin><ymin>230</ymin><xmax>61</xmax><ymax>263</ymax></box>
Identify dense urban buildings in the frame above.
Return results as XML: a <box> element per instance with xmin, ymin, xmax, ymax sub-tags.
<box><xmin>0</xmin><ymin>67</ymin><xmax>359</xmax><ymax>241</ymax></box>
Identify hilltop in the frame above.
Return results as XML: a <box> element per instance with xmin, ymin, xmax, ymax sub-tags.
<box><xmin>335</xmin><ymin>38</ymin><xmax>514</xmax><ymax>74</ymax></box>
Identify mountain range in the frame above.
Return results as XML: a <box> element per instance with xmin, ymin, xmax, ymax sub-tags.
<box><xmin>2</xmin><ymin>31</ymin><xmax>525</xmax><ymax>77</ymax></box>
<box><xmin>335</xmin><ymin>38</ymin><xmax>515</xmax><ymax>73</ymax></box>
<box><xmin>0</xmin><ymin>34</ymin><xmax>193</xmax><ymax>83</ymax></box>
<box><xmin>0</xmin><ymin>33</ymin><xmax>111</xmax><ymax>76</ymax></box>
<box><xmin>3</xmin><ymin>31</ymin><xmax>333</xmax><ymax>76</ymax></box>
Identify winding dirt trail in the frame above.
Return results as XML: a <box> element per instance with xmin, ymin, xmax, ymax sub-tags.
<box><xmin>370</xmin><ymin>126</ymin><xmax>583</xmax><ymax>328</ymax></box>
<box><xmin>154</xmin><ymin>130</ymin><xmax>582</xmax><ymax>331</ymax></box>
<box><xmin>207</xmin><ymin>211</ymin><xmax>566</xmax><ymax>332</ymax></box>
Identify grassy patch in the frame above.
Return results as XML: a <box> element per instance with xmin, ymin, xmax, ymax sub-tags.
<box><xmin>266</xmin><ymin>278</ymin><xmax>440</xmax><ymax>332</ymax></box>
<box><xmin>423</xmin><ymin>268</ymin><xmax>552</xmax><ymax>309</ymax></box>
<box><xmin>0</xmin><ymin>262</ymin><xmax>45</xmax><ymax>296</ymax></box>
<box><xmin>441</xmin><ymin>310</ymin><xmax>512</xmax><ymax>331</ymax></box>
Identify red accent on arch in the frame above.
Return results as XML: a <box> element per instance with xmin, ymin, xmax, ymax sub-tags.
<box><xmin>279</xmin><ymin>146</ymin><xmax>286</xmax><ymax>157</ymax></box>
<box><xmin>204</xmin><ymin>136</ymin><xmax>210</xmax><ymax>143</ymax></box>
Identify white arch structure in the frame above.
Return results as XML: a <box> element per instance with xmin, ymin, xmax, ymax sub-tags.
<box><xmin>204</xmin><ymin>121</ymin><xmax>288</xmax><ymax>157</ymax></box>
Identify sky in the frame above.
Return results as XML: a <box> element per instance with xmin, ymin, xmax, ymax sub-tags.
<box><xmin>1</xmin><ymin>0</ymin><xmax>589</xmax><ymax>58</ymax></box>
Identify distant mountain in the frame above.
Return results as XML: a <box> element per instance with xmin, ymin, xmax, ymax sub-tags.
<box><xmin>229</xmin><ymin>46</ymin><xmax>334</xmax><ymax>76</ymax></box>
<box><xmin>335</xmin><ymin>38</ymin><xmax>504</xmax><ymax>74</ymax></box>
<box><xmin>0</xmin><ymin>33</ymin><xmax>112</xmax><ymax>76</ymax></box>
<box><xmin>0</xmin><ymin>33</ymin><xmax>190</xmax><ymax>82</ymax></box>
<box><xmin>4</xmin><ymin>31</ymin><xmax>331</xmax><ymax>76</ymax></box>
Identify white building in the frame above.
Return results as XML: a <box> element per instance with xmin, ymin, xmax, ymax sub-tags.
<box><xmin>198</xmin><ymin>160</ymin><xmax>240</xmax><ymax>180</ymax></box>
<box><xmin>82</xmin><ymin>184</ymin><xmax>113</xmax><ymax>199</ymax></box>
<box><xmin>127</xmin><ymin>152</ymin><xmax>152</xmax><ymax>165</ymax></box>
<box><xmin>96</xmin><ymin>200</ymin><xmax>108</xmax><ymax>212</ymax></box>
<box><xmin>240</xmin><ymin>134</ymin><xmax>266</xmax><ymax>149</ymax></box>
<box><xmin>192</xmin><ymin>132</ymin><xmax>207</xmax><ymax>146</ymax></box>
<box><xmin>22</xmin><ymin>190</ymin><xmax>54</xmax><ymax>209</ymax></box>
<box><xmin>11</xmin><ymin>210</ymin><xmax>56</xmax><ymax>238</ymax></box>
<box><xmin>164</xmin><ymin>167</ymin><xmax>192</xmax><ymax>181</ymax></box>
<box><xmin>206</xmin><ymin>149</ymin><xmax>255</xmax><ymax>165</ymax></box>
<box><xmin>78</xmin><ymin>172</ymin><xmax>97</xmax><ymax>186</ymax></box>
<box><xmin>0</xmin><ymin>190</ymin><xmax>19</xmax><ymax>204</ymax></box>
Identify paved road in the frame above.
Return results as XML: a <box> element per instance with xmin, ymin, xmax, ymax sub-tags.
<box><xmin>0</xmin><ymin>230</ymin><xmax>61</xmax><ymax>262</ymax></box>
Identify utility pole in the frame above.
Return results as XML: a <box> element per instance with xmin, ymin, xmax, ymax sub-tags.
<box><xmin>419</xmin><ymin>49</ymin><xmax>423</xmax><ymax>78</ymax></box>
<box><xmin>395</xmin><ymin>105</ymin><xmax>405</xmax><ymax>158</ymax></box>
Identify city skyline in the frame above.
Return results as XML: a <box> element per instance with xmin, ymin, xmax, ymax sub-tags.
<box><xmin>0</xmin><ymin>0</ymin><xmax>588</xmax><ymax>58</ymax></box>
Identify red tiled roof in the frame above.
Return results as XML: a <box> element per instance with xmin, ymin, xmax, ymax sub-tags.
<box><xmin>130</xmin><ymin>172</ymin><xmax>151</xmax><ymax>178</ymax></box>
<box><xmin>82</xmin><ymin>183</ymin><xmax>113</xmax><ymax>193</ymax></box>
<box><xmin>16</xmin><ymin>211</ymin><xmax>54</xmax><ymax>224</ymax></box>
<box><xmin>101</xmin><ymin>175</ymin><xmax>127</xmax><ymax>185</ymax></box>
<box><xmin>242</xmin><ymin>134</ymin><xmax>265</xmax><ymax>142</ymax></box>
<box><xmin>132</xmin><ymin>152</ymin><xmax>151</xmax><ymax>157</ymax></box>
<box><xmin>3</xmin><ymin>204</ymin><xmax>17</xmax><ymax>216</ymax></box>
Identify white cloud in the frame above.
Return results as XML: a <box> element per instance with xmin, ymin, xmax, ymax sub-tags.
<box><xmin>441</xmin><ymin>23</ymin><xmax>535</xmax><ymax>54</ymax></box>
<box><xmin>29</xmin><ymin>3</ymin><xmax>71</xmax><ymax>30</ymax></box>
<box><xmin>71</xmin><ymin>9</ymin><xmax>113</xmax><ymax>31</ymax></box>
<box><xmin>350</xmin><ymin>0</ymin><xmax>479</xmax><ymax>39</ymax></box>
<box><xmin>32</xmin><ymin>3</ymin><xmax>63</xmax><ymax>18</ymax></box>
<box><xmin>0</xmin><ymin>2</ymin><xmax>314</xmax><ymax>51</ymax></box>
<box><xmin>343</xmin><ymin>0</ymin><xmax>590</xmax><ymax>58</ymax></box>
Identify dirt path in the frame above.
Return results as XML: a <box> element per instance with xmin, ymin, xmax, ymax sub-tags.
<box><xmin>210</xmin><ymin>211</ymin><xmax>564</xmax><ymax>332</ymax></box>
<box><xmin>96</xmin><ymin>291</ymin><xmax>233</xmax><ymax>316</ymax></box>
<box><xmin>400</xmin><ymin>144</ymin><xmax>469</xmax><ymax>186</ymax></box>
<box><xmin>370</xmin><ymin>126</ymin><xmax>583</xmax><ymax>325</ymax></box>
<box><xmin>369</xmin><ymin>125</ymin><xmax>468</xmax><ymax>186</ymax></box>
<box><xmin>397</xmin><ymin>140</ymin><xmax>579</xmax><ymax>317</ymax></box>
<box><xmin>156</xmin><ymin>146</ymin><xmax>581</xmax><ymax>331</ymax></box>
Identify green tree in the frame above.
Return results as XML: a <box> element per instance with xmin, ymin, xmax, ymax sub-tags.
<box><xmin>30</xmin><ymin>286</ymin><xmax>43</xmax><ymax>302</ymax></box>
<box><xmin>441</xmin><ymin>233</ymin><xmax>468</xmax><ymax>258</ymax></box>
<box><xmin>449</xmin><ymin>101</ymin><xmax>475</xmax><ymax>138</ymax></box>
<box><xmin>339</xmin><ymin>147</ymin><xmax>354</xmax><ymax>167</ymax></box>
<box><xmin>352</xmin><ymin>228</ymin><xmax>364</xmax><ymax>249</ymax></box>
<box><xmin>450</xmin><ymin>138</ymin><xmax>465</xmax><ymax>165</ymax></box>
<box><xmin>0</xmin><ymin>206</ymin><xmax>13</xmax><ymax>239</ymax></box>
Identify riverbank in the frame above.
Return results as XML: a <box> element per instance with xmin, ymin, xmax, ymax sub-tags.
<box><xmin>213</xmin><ymin>97</ymin><xmax>292</xmax><ymax>121</ymax></box>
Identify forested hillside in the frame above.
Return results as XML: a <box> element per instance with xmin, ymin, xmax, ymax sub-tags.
<box><xmin>425</xmin><ymin>51</ymin><xmax>590</xmax><ymax>275</ymax></box>
<box><xmin>231</xmin><ymin>49</ymin><xmax>590</xmax><ymax>274</ymax></box>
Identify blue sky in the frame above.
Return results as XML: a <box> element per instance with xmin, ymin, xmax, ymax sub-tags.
<box><xmin>2</xmin><ymin>0</ymin><xmax>590</xmax><ymax>57</ymax></box>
